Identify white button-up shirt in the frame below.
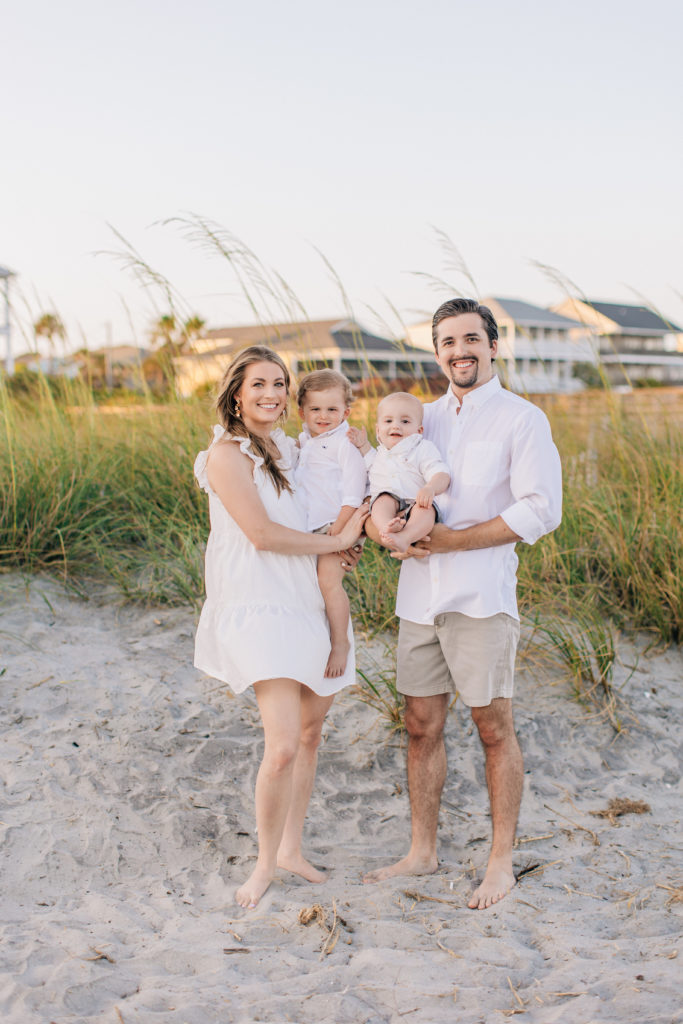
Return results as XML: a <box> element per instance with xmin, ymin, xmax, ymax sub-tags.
<box><xmin>396</xmin><ymin>376</ymin><xmax>562</xmax><ymax>624</ymax></box>
<box><xmin>365</xmin><ymin>434</ymin><xmax>450</xmax><ymax>500</ymax></box>
<box><xmin>295</xmin><ymin>421</ymin><xmax>368</xmax><ymax>531</ymax></box>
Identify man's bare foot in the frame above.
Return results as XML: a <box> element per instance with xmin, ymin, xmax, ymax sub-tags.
<box><xmin>324</xmin><ymin>640</ymin><xmax>349</xmax><ymax>678</ymax></box>
<box><xmin>277</xmin><ymin>851</ymin><xmax>327</xmax><ymax>883</ymax></box>
<box><xmin>235</xmin><ymin>864</ymin><xmax>274</xmax><ymax>909</ymax></box>
<box><xmin>363</xmin><ymin>852</ymin><xmax>438</xmax><ymax>883</ymax></box>
<box><xmin>468</xmin><ymin>864</ymin><xmax>516</xmax><ymax>910</ymax></box>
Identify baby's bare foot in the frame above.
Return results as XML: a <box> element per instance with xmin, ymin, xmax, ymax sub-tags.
<box><xmin>380</xmin><ymin>531</ymin><xmax>411</xmax><ymax>553</ymax></box>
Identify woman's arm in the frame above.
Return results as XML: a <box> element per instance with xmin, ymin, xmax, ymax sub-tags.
<box><xmin>207</xmin><ymin>442</ymin><xmax>366</xmax><ymax>554</ymax></box>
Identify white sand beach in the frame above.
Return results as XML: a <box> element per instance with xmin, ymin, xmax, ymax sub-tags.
<box><xmin>1</xmin><ymin>574</ymin><xmax>681</xmax><ymax>1024</ymax></box>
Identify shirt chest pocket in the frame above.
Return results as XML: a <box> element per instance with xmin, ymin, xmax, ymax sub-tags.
<box><xmin>461</xmin><ymin>441</ymin><xmax>505</xmax><ymax>486</ymax></box>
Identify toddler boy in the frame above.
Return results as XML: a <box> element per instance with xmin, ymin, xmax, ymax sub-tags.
<box><xmin>295</xmin><ymin>369</ymin><xmax>368</xmax><ymax>677</ymax></box>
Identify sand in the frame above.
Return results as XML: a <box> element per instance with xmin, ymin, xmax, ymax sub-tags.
<box><xmin>0</xmin><ymin>573</ymin><xmax>681</xmax><ymax>1024</ymax></box>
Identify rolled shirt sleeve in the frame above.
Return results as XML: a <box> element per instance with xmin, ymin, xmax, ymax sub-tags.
<box><xmin>499</xmin><ymin>409</ymin><xmax>562</xmax><ymax>544</ymax></box>
<box><xmin>417</xmin><ymin>439</ymin><xmax>451</xmax><ymax>486</ymax></box>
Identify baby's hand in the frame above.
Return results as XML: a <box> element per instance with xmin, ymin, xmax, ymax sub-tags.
<box><xmin>347</xmin><ymin>425</ymin><xmax>368</xmax><ymax>450</ymax></box>
<box><xmin>416</xmin><ymin>485</ymin><xmax>434</xmax><ymax>509</ymax></box>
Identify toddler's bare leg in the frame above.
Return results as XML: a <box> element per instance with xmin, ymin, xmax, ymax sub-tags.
<box><xmin>317</xmin><ymin>553</ymin><xmax>350</xmax><ymax>678</ymax></box>
<box><xmin>382</xmin><ymin>506</ymin><xmax>436</xmax><ymax>553</ymax></box>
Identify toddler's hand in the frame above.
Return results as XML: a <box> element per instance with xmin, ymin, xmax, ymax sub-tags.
<box><xmin>416</xmin><ymin>486</ymin><xmax>434</xmax><ymax>509</ymax></box>
<box><xmin>347</xmin><ymin>425</ymin><xmax>368</xmax><ymax>449</ymax></box>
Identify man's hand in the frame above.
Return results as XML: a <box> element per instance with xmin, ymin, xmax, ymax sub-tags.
<box><xmin>390</xmin><ymin>543</ymin><xmax>430</xmax><ymax>561</ymax></box>
<box><xmin>414</xmin><ymin>523</ymin><xmax>453</xmax><ymax>555</ymax></box>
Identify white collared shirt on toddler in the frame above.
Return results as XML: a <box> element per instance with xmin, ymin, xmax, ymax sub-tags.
<box><xmin>295</xmin><ymin>421</ymin><xmax>368</xmax><ymax>531</ymax></box>
<box><xmin>364</xmin><ymin>433</ymin><xmax>450</xmax><ymax>501</ymax></box>
<box><xmin>396</xmin><ymin>376</ymin><xmax>562</xmax><ymax>625</ymax></box>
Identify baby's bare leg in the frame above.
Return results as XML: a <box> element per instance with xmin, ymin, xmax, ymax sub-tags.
<box><xmin>382</xmin><ymin>506</ymin><xmax>436</xmax><ymax>553</ymax></box>
<box><xmin>371</xmin><ymin>494</ymin><xmax>403</xmax><ymax>537</ymax></box>
<box><xmin>317</xmin><ymin>553</ymin><xmax>350</xmax><ymax>678</ymax></box>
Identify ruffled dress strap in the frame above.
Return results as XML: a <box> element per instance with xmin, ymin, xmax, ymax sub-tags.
<box><xmin>194</xmin><ymin>425</ymin><xmax>268</xmax><ymax>494</ymax></box>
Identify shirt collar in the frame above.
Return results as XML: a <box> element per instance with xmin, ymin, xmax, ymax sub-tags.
<box><xmin>299</xmin><ymin>420</ymin><xmax>349</xmax><ymax>447</ymax></box>
<box><xmin>444</xmin><ymin>373</ymin><xmax>501</xmax><ymax>413</ymax></box>
<box><xmin>377</xmin><ymin>433</ymin><xmax>422</xmax><ymax>457</ymax></box>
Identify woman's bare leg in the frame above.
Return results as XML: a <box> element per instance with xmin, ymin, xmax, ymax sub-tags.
<box><xmin>277</xmin><ymin>687</ymin><xmax>335</xmax><ymax>881</ymax></box>
<box><xmin>235</xmin><ymin>678</ymin><xmax>301</xmax><ymax>909</ymax></box>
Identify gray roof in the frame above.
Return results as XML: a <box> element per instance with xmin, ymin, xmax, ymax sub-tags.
<box><xmin>585</xmin><ymin>301</ymin><xmax>681</xmax><ymax>334</ymax></box>
<box><xmin>491</xmin><ymin>298</ymin><xmax>582</xmax><ymax>329</ymax></box>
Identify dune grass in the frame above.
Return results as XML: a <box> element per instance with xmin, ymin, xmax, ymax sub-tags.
<box><xmin>2</xmin><ymin>372</ymin><xmax>681</xmax><ymax>732</ymax></box>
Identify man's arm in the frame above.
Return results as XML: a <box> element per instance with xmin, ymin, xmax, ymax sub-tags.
<box><xmin>416</xmin><ymin>517</ymin><xmax>521</xmax><ymax>554</ymax></box>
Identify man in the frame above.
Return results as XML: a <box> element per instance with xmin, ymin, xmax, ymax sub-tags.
<box><xmin>363</xmin><ymin>298</ymin><xmax>562</xmax><ymax>909</ymax></box>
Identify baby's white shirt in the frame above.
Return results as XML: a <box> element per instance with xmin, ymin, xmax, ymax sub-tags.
<box><xmin>295</xmin><ymin>421</ymin><xmax>368</xmax><ymax>531</ymax></box>
<box><xmin>365</xmin><ymin>434</ymin><xmax>449</xmax><ymax>500</ymax></box>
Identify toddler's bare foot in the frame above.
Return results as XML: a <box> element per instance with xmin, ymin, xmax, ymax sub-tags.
<box><xmin>325</xmin><ymin>640</ymin><xmax>349</xmax><ymax>678</ymax></box>
<box><xmin>235</xmin><ymin>865</ymin><xmax>274</xmax><ymax>909</ymax></box>
<box><xmin>384</xmin><ymin>515</ymin><xmax>406</xmax><ymax>534</ymax></box>
<box><xmin>277</xmin><ymin>851</ymin><xmax>327</xmax><ymax>883</ymax></box>
<box><xmin>363</xmin><ymin>851</ymin><xmax>438</xmax><ymax>883</ymax></box>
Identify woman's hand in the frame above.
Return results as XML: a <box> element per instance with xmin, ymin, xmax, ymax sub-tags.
<box><xmin>337</xmin><ymin>502</ymin><xmax>369</xmax><ymax>552</ymax></box>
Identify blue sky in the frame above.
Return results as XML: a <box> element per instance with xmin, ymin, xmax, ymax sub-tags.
<box><xmin>2</xmin><ymin>0</ymin><xmax>682</xmax><ymax>354</ymax></box>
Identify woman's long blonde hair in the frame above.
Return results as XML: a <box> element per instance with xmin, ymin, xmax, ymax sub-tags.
<box><xmin>216</xmin><ymin>345</ymin><xmax>293</xmax><ymax>495</ymax></box>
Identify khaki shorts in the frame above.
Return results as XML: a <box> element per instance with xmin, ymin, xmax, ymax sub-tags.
<box><xmin>397</xmin><ymin>612</ymin><xmax>520</xmax><ymax>708</ymax></box>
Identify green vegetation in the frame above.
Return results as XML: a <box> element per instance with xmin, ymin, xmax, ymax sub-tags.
<box><xmin>1</xmin><ymin>371</ymin><xmax>681</xmax><ymax>731</ymax></box>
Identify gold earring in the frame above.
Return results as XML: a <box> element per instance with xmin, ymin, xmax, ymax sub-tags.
<box><xmin>234</xmin><ymin>400</ymin><xmax>241</xmax><ymax>418</ymax></box>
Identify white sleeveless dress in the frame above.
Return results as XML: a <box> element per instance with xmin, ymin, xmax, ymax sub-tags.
<box><xmin>193</xmin><ymin>425</ymin><xmax>355</xmax><ymax>696</ymax></box>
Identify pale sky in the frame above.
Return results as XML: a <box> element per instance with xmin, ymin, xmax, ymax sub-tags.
<box><xmin>2</xmin><ymin>0</ymin><xmax>682</xmax><ymax>356</ymax></box>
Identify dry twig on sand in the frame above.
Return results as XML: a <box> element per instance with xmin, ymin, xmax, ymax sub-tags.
<box><xmin>656</xmin><ymin>883</ymin><xmax>683</xmax><ymax>907</ymax></box>
<box><xmin>590</xmin><ymin>797</ymin><xmax>651</xmax><ymax>824</ymax></box>
<box><xmin>402</xmin><ymin>890</ymin><xmax>460</xmax><ymax>907</ymax></box>
<box><xmin>297</xmin><ymin>900</ymin><xmax>350</xmax><ymax>956</ymax></box>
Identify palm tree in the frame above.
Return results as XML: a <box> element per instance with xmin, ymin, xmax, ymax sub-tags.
<box><xmin>34</xmin><ymin>313</ymin><xmax>66</xmax><ymax>373</ymax></box>
<box><xmin>182</xmin><ymin>315</ymin><xmax>206</xmax><ymax>352</ymax></box>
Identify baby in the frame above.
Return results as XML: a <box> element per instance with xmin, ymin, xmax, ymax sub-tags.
<box><xmin>294</xmin><ymin>369</ymin><xmax>368</xmax><ymax>677</ymax></box>
<box><xmin>348</xmin><ymin>392</ymin><xmax>450</xmax><ymax>554</ymax></box>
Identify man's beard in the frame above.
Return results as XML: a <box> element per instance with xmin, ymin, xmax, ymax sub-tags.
<box><xmin>449</xmin><ymin>358</ymin><xmax>479</xmax><ymax>390</ymax></box>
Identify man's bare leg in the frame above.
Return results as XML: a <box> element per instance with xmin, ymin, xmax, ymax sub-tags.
<box><xmin>364</xmin><ymin>693</ymin><xmax>449</xmax><ymax>882</ymax></box>
<box><xmin>277</xmin><ymin>687</ymin><xmax>334</xmax><ymax>882</ymax></box>
<box><xmin>468</xmin><ymin>697</ymin><xmax>522</xmax><ymax>910</ymax></box>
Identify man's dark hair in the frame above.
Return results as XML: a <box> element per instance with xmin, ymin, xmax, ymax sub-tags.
<box><xmin>431</xmin><ymin>298</ymin><xmax>498</xmax><ymax>349</ymax></box>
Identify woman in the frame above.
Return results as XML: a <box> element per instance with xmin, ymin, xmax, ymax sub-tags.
<box><xmin>194</xmin><ymin>345</ymin><xmax>367</xmax><ymax>909</ymax></box>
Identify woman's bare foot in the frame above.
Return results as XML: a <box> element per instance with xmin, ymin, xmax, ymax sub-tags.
<box><xmin>235</xmin><ymin>864</ymin><xmax>274</xmax><ymax>909</ymax></box>
<box><xmin>468</xmin><ymin>864</ymin><xmax>516</xmax><ymax>910</ymax></box>
<box><xmin>363</xmin><ymin>852</ymin><xmax>438</xmax><ymax>883</ymax></box>
<box><xmin>324</xmin><ymin>639</ymin><xmax>349</xmax><ymax>678</ymax></box>
<box><xmin>277</xmin><ymin>851</ymin><xmax>327</xmax><ymax>883</ymax></box>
